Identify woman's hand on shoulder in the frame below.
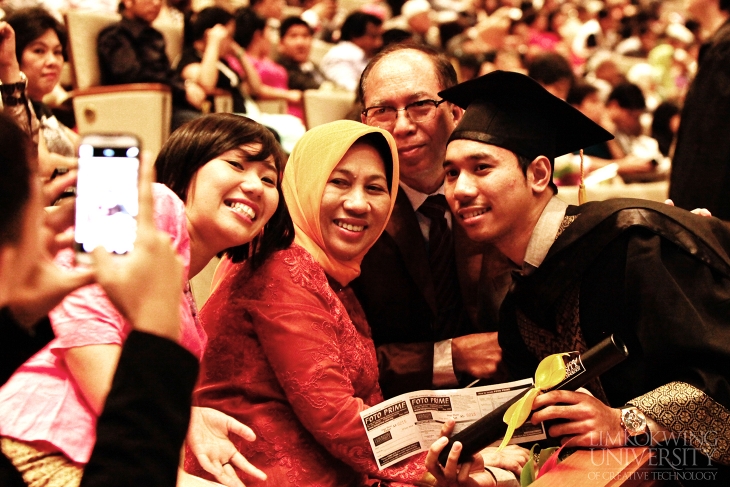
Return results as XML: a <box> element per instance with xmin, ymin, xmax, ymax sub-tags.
<box><xmin>186</xmin><ymin>407</ymin><xmax>266</xmax><ymax>487</ymax></box>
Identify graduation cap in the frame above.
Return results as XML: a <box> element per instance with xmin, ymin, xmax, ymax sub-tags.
<box><xmin>439</xmin><ymin>70</ymin><xmax>614</xmax><ymax>162</ymax></box>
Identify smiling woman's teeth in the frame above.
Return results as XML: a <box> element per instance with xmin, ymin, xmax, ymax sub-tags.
<box><xmin>462</xmin><ymin>209</ymin><xmax>487</xmax><ymax>219</ymax></box>
<box><xmin>337</xmin><ymin>221</ymin><xmax>365</xmax><ymax>232</ymax></box>
<box><xmin>228</xmin><ymin>201</ymin><xmax>256</xmax><ymax>219</ymax></box>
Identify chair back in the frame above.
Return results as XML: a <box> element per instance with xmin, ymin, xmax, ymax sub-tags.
<box><xmin>65</xmin><ymin>10</ymin><xmax>120</xmax><ymax>90</ymax></box>
<box><xmin>309</xmin><ymin>39</ymin><xmax>335</xmax><ymax>67</ymax></box>
<box><xmin>302</xmin><ymin>89</ymin><xmax>356</xmax><ymax>129</ymax></box>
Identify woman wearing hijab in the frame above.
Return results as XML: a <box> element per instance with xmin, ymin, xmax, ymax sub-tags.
<box><xmin>185</xmin><ymin>120</ymin><xmax>431</xmax><ymax>485</ymax></box>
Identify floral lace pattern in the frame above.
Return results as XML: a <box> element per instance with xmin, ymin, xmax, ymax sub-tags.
<box><xmin>186</xmin><ymin>245</ymin><xmax>425</xmax><ymax>486</ymax></box>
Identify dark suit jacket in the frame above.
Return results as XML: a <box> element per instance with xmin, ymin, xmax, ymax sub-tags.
<box><xmin>0</xmin><ymin>309</ymin><xmax>198</xmax><ymax>487</ymax></box>
<box><xmin>351</xmin><ymin>190</ymin><xmax>512</xmax><ymax>398</ymax></box>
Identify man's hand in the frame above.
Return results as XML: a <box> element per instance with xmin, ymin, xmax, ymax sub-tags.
<box><xmin>530</xmin><ymin>389</ymin><xmax>625</xmax><ymax>447</ymax></box>
<box><xmin>187</xmin><ymin>407</ymin><xmax>267</xmax><ymax>487</ymax></box>
<box><xmin>451</xmin><ymin>332</ymin><xmax>504</xmax><ymax>380</ymax></box>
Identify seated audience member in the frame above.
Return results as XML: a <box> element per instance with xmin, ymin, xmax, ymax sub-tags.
<box><xmin>0</xmin><ymin>114</ymin><xmax>288</xmax><ymax>486</ymax></box>
<box><xmin>234</xmin><ymin>8</ymin><xmax>304</xmax><ymax>120</ymax></box>
<box><xmin>97</xmin><ymin>0</ymin><xmax>207</xmax><ymax>130</ymax></box>
<box><xmin>0</xmin><ymin>111</ymin><xmax>198</xmax><ymax>487</ymax></box>
<box><xmin>399</xmin><ymin>0</ymin><xmax>439</xmax><ymax>47</ymax></box>
<box><xmin>181</xmin><ymin>7</ymin><xmax>250</xmax><ymax>109</ymax></box>
<box><xmin>276</xmin><ymin>16</ymin><xmax>328</xmax><ymax>92</ymax></box>
<box><xmin>7</xmin><ymin>8</ymin><xmax>78</xmax><ymax>171</ymax></box>
<box><xmin>565</xmin><ymin>81</ymin><xmax>660</xmax><ymax>182</ymax></box>
<box><xmin>301</xmin><ymin>0</ymin><xmax>338</xmax><ymax>42</ymax></box>
<box><xmin>180</xmin><ymin>7</ymin><xmax>305</xmax><ymax>152</ymax></box>
<box><xmin>430</xmin><ymin>71</ymin><xmax>730</xmax><ymax>485</ymax></box>
<box><xmin>184</xmin><ymin>120</ymin><xmax>527</xmax><ymax>486</ymax></box>
<box><xmin>605</xmin><ymin>81</ymin><xmax>665</xmax><ymax>180</ymax></box>
<box><xmin>320</xmin><ymin>11</ymin><xmax>383</xmax><ymax>92</ymax></box>
<box><xmin>650</xmin><ymin>100</ymin><xmax>680</xmax><ymax>158</ymax></box>
<box><xmin>526</xmin><ymin>51</ymin><xmax>574</xmax><ymax>101</ymax></box>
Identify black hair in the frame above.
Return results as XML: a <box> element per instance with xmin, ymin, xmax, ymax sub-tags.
<box><xmin>340</xmin><ymin>11</ymin><xmax>382</xmax><ymax>42</ymax></box>
<box><xmin>566</xmin><ymin>81</ymin><xmax>599</xmax><ymax>106</ymax></box>
<box><xmin>381</xmin><ymin>28</ymin><xmax>413</xmax><ymax>47</ymax></box>
<box><xmin>359</xmin><ymin>42</ymin><xmax>457</xmax><ymax>105</ymax></box>
<box><xmin>279</xmin><ymin>16</ymin><xmax>313</xmax><ymax>38</ymax></box>
<box><xmin>651</xmin><ymin>101</ymin><xmax>680</xmax><ymax>157</ymax></box>
<box><xmin>515</xmin><ymin>152</ymin><xmax>558</xmax><ymax>194</ymax></box>
<box><xmin>234</xmin><ymin>7</ymin><xmax>266</xmax><ymax>48</ymax></box>
<box><xmin>190</xmin><ymin>6</ymin><xmax>234</xmax><ymax>42</ymax></box>
<box><xmin>527</xmin><ymin>52</ymin><xmax>573</xmax><ymax>87</ymax></box>
<box><xmin>608</xmin><ymin>82</ymin><xmax>646</xmax><ymax>110</ymax></box>
<box><xmin>355</xmin><ymin>132</ymin><xmax>394</xmax><ymax>190</ymax></box>
<box><xmin>155</xmin><ymin>113</ymin><xmax>294</xmax><ymax>268</ymax></box>
<box><xmin>0</xmin><ymin>113</ymin><xmax>33</xmax><ymax>246</ymax></box>
<box><xmin>6</xmin><ymin>7</ymin><xmax>68</xmax><ymax>62</ymax></box>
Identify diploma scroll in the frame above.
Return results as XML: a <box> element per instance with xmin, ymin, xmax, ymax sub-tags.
<box><xmin>438</xmin><ymin>334</ymin><xmax>629</xmax><ymax>466</ymax></box>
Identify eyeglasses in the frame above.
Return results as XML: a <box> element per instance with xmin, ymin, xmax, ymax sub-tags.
<box><xmin>362</xmin><ymin>99</ymin><xmax>446</xmax><ymax>127</ymax></box>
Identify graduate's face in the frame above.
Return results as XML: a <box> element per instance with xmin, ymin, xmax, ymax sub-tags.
<box><xmin>185</xmin><ymin>144</ymin><xmax>280</xmax><ymax>255</ymax></box>
<box><xmin>443</xmin><ymin>139</ymin><xmax>538</xmax><ymax>249</ymax></box>
<box><xmin>319</xmin><ymin>143</ymin><xmax>391</xmax><ymax>262</ymax></box>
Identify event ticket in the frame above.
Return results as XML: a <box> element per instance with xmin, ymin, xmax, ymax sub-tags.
<box><xmin>360</xmin><ymin>378</ymin><xmax>546</xmax><ymax>469</ymax></box>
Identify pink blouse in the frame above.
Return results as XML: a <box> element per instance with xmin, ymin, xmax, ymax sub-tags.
<box><xmin>0</xmin><ymin>183</ymin><xmax>206</xmax><ymax>464</ymax></box>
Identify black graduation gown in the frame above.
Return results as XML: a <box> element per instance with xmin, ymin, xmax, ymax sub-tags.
<box><xmin>499</xmin><ymin>199</ymin><xmax>730</xmax><ymax>485</ymax></box>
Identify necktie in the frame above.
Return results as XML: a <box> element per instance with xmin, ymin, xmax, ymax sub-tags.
<box><xmin>418</xmin><ymin>195</ymin><xmax>461</xmax><ymax>335</ymax></box>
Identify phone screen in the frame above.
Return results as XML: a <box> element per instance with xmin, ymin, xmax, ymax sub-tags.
<box><xmin>74</xmin><ymin>138</ymin><xmax>140</xmax><ymax>260</ymax></box>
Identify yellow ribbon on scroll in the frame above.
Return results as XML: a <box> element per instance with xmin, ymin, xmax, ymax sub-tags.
<box><xmin>497</xmin><ymin>353</ymin><xmax>569</xmax><ymax>451</ymax></box>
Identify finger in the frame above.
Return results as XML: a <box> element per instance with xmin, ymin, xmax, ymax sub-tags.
<box><xmin>229</xmin><ymin>452</ymin><xmax>267</xmax><ymax>481</ymax></box>
<box><xmin>532</xmin><ymin>390</ymin><xmax>586</xmax><ymax>409</ymax></box>
<box><xmin>226</xmin><ymin>417</ymin><xmax>257</xmax><ymax>442</ymax></box>
<box><xmin>43</xmin><ymin>170</ymin><xmax>77</xmax><ymax>205</ymax></box>
<box><xmin>135</xmin><ymin>151</ymin><xmax>155</xmax><ymax>232</ymax></box>
<box><xmin>52</xmin><ymin>228</ymin><xmax>75</xmax><ymax>254</ymax></box>
<box><xmin>457</xmin><ymin>459</ymin><xmax>473</xmax><ymax>483</ymax></box>
<box><xmin>92</xmin><ymin>246</ymin><xmax>115</xmax><ymax>281</ymax></box>
<box><xmin>439</xmin><ymin>419</ymin><xmax>456</xmax><ymax>437</ymax></box>
<box><xmin>218</xmin><ymin>463</ymin><xmax>245</xmax><ymax>487</ymax></box>
<box><xmin>45</xmin><ymin>199</ymin><xmax>75</xmax><ymax>234</ymax></box>
<box><xmin>664</xmin><ymin>199</ymin><xmax>674</xmax><ymax>206</ymax></box>
<box><xmin>425</xmin><ymin>436</ymin><xmax>449</xmax><ymax>474</ymax></box>
<box><xmin>59</xmin><ymin>267</ymin><xmax>96</xmax><ymax>291</ymax></box>
<box><xmin>531</xmin><ymin>404</ymin><xmax>587</xmax><ymax>424</ymax></box>
<box><xmin>197</xmin><ymin>454</ymin><xmax>224</xmax><ymax>479</ymax></box>
<box><xmin>443</xmin><ymin>441</ymin><xmax>463</xmax><ymax>478</ymax></box>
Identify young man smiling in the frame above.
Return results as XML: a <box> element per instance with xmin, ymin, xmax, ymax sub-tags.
<box><xmin>436</xmin><ymin>70</ymin><xmax>730</xmax><ymax>485</ymax></box>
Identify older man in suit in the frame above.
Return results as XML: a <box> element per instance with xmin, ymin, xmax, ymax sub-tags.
<box><xmin>351</xmin><ymin>43</ymin><xmax>510</xmax><ymax>398</ymax></box>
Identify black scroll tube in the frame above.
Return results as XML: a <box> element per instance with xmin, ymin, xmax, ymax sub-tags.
<box><xmin>438</xmin><ymin>334</ymin><xmax>629</xmax><ymax>466</ymax></box>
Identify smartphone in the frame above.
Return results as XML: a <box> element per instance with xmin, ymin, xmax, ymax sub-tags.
<box><xmin>74</xmin><ymin>134</ymin><xmax>140</xmax><ymax>264</ymax></box>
